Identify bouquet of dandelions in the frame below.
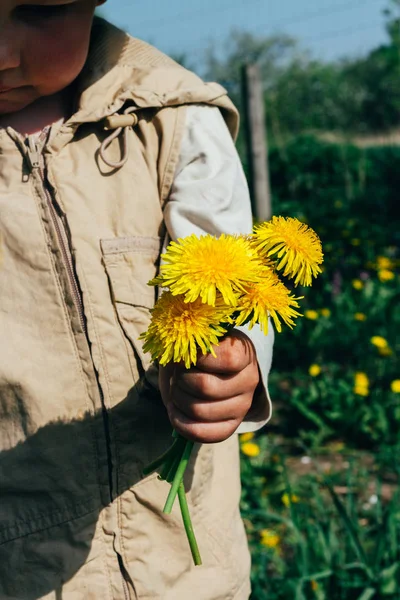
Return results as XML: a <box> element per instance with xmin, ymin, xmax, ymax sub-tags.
<box><xmin>140</xmin><ymin>216</ymin><xmax>323</xmax><ymax>565</ymax></box>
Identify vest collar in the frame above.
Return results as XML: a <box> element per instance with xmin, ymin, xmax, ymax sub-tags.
<box><xmin>65</xmin><ymin>18</ymin><xmax>228</xmax><ymax>128</ymax></box>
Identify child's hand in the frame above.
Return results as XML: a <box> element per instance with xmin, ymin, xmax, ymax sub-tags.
<box><xmin>159</xmin><ymin>330</ymin><xmax>260</xmax><ymax>443</ymax></box>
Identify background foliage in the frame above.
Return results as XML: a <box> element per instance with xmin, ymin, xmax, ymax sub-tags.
<box><xmin>241</xmin><ymin>137</ymin><xmax>400</xmax><ymax>599</ymax></box>
<box><xmin>213</xmin><ymin>3</ymin><xmax>400</xmax><ymax>598</ymax></box>
<box><xmin>201</xmin><ymin>0</ymin><xmax>400</xmax><ymax>139</ymax></box>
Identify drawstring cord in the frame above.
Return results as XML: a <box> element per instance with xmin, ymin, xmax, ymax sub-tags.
<box><xmin>99</xmin><ymin>106</ymin><xmax>138</xmax><ymax>169</ymax></box>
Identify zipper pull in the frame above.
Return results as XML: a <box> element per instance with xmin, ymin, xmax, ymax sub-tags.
<box><xmin>26</xmin><ymin>138</ymin><xmax>42</xmax><ymax>171</ymax></box>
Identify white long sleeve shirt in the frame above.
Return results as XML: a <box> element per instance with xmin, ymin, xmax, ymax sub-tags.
<box><xmin>165</xmin><ymin>104</ymin><xmax>273</xmax><ymax>432</ymax></box>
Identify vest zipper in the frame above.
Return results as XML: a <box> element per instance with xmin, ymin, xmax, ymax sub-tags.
<box><xmin>26</xmin><ymin>143</ymin><xmax>88</xmax><ymax>336</ymax></box>
<box><xmin>118</xmin><ymin>555</ymin><xmax>131</xmax><ymax>600</ymax></box>
<box><xmin>25</xmin><ymin>139</ymin><xmax>115</xmax><ymax>505</ymax></box>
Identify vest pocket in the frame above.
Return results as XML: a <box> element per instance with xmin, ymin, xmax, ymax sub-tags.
<box><xmin>100</xmin><ymin>236</ymin><xmax>161</xmax><ymax>377</ymax></box>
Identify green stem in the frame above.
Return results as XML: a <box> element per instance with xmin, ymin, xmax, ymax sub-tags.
<box><xmin>178</xmin><ymin>481</ymin><xmax>202</xmax><ymax>566</ymax></box>
<box><xmin>158</xmin><ymin>451</ymin><xmax>177</xmax><ymax>481</ymax></box>
<box><xmin>166</xmin><ymin>446</ymin><xmax>185</xmax><ymax>483</ymax></box>
<box><xmin>163</xmin><ymin>440</ymin><xmax>194</xmax><ymax>514</ymax></box>
<box><xmin>158</xmin><ymin>437</ymin><xmax>186</xmax><ymax>481</ymax></box>
<box><xmin>142</xmin><ymin>437</ymin><xmax>182</xmax><ymax>476</ymax></box>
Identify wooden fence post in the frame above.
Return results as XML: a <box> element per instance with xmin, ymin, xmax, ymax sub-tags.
<box><xmin>241</xmin><ymin>63</ymin><xmax>272</xmax><ymax>222</ymax></box>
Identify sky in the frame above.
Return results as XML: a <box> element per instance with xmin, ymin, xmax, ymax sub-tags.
<box><xmin>101</xmin><ymin>0</ymin><xmax>389</xmax><ymax>67</ymax></box>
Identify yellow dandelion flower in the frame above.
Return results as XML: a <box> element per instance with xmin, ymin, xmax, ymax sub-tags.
<box><xmin>305</xmin><ymin>309</ymin><xmax>319</xmax><ymax>320</ymax></box>
<box><xmin>334</xmin><ymin>200</ymin><xmax>343</xmax><ymax>209</ymax></box>
<box><xmin>376</xmin><ymin>256</ymin><xmax>394</xmax><ymax>270</ymax></box>
<box><xmin>309</xmin><ymin>364</ymin><xmax>321</xmax><ymax>377</ymax></box>
<box><xmin>260</xmin><ymin>529</ymin><xmax>280</xmax><ymax>548</ymax></box>
<box><xmin>352</xmin><ymin>279</ymin><xmax>364</xmax><ymax>290</ymax></box>
<box><xmin>391</xmin><ymin>380</ymin><xmax>400</xmax><ymax>393</ymax></box>
<box><xmin>354</xmin><ymin>386</ymin><xmax>369</xmax><ymax>396</ymax></box>
<box><xmin>351</xmin><ymin>238</ymin><xmax>361</xmax><ymax>246</ymax></box>
<box><xmin>355</xmin><ymin>372</ymin><xmax>369</xmax><ymax>388</ymax></box>
<box><xmin>140</xmin><ymin>292</ymin><xmax>232</xmax><ymax>369</ymax></box>
<box><xmin>371</xmin><ymin>336</ymin><xmax>388</xmax><ymax>349</ymax></box>
<box><xmin>235</xmin><ymin>271</ymin><xmax>303</xmax><ymax>334</ymax></box>
<box><xmin>311</xmin><ymin>580</ymin><xmax>319</xmax><ymax>592</ymax></box>
<box><xmin>153</xmin><ymin>234</ymin><xmax>264</xmax><ymax>306</ymax></box>
<box><xmin>354</xmin><ymin>312</ymin><xmax>367</xmax><ymax>321</ymax></box>
<box><xmin>378</xmin><ymin>269</ymin><xmax>395</xmax><ymax>282</ymax></box>
<box><xmin>253</xmin><ymin>217</ymin><xmax>323</xmax><ymax>287</ymax></box>
<box><xmin>240</xmin><ymin>432</ymin><xmax>255</xmax><ymax>442</ymax></box>
<box><xmin>379</xmin><ymin>346</ymin><xmax>393</xmax><ymax>357</ymax></box>
<box><xmin>241</xmin><ymin>442</ymin><xmax>260</xmax><ymax>457</ymax></box>
<box><xmin>282</xmin><ymin>493</ymin><xmax>300</xmax><ymax>507</ymax></box>
<box><xmin>320</xmin><ymin>308</ymin><xmax>331</xmax><ymax>317</ymax></box>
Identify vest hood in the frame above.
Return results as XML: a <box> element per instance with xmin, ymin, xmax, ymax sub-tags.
<box><xmin>68</xmin><ymin>18</ymin><xmax>239</xmax><ymax>138</ymax></box>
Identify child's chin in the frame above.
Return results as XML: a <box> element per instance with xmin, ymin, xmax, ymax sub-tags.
<box><xmin>0</xmin><ymin>89</ymin><xmax>36</xmax><ymax>115</ymax></box>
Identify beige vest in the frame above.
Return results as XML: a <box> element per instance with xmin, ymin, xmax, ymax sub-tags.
<box><xmin>0</xmin><ymin>19</ymin><xmax>251</xmax><ymax>600</ymax></box>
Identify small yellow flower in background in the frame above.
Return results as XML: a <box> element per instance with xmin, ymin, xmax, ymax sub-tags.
<box><xmin>378</xmin><ymin>269</ymin><xmax>395</xmax><ymax>282</ymax></box>
<box><xmin>253</xmin><ymin>217</ymin><xmax>324</xmax><ymax>287</ymax></box>
<box><xmin>260</xmin><ymin>529</ymin><xmax>280</xmax><ymax>549</ymax></box>
<box><xmin>310</xmin><ymin>580</ymin><xmax>319</xmax><ymax>592</ymax></box>
<box><xmin>282</xmin><ymin>493</ymin><xmax>300</xmax><ymax>507</ymax></box>
<box><xmin>240</xmin><ymin>432</ymin><xmax>255</xmax><ymax>442</ymax></box>
<box><xmin>351</xmin><ymin>238</ymin><xmax>361</xmax><ymax>246</ymax></box>
<box><xmin>309</xmin><ymin>364</ymin><xmax>321</xmax><ymax>377</ymax></box>
<box><xmin>153</xmin><ymin>233</ymin><xmax>265</xmax><ymax>306</ymax></box>
<box><xmin>320</xmin><ymin>308</ymin><xmax>331</xmax><ymax>317</ymax></box>
<box><xmin>241</xmin><ymin>442</ymin><xmax>260</xmax><ymax>457</ymax></box>
<box><xmin>379</xmin><ymin>346</ymin><xmax>393</xmax><ymax>357</ymax></box>
<box><xmin>391</xmin><ymin>380</ymin><xmax>400</xmax><ymax>393</ymax></box>
<box><xmin>354</xmin><ymin>386</ymin><xmax>369</xmax><ymax>397</ymax></box>
<box><xmin>376</xmin><ymin>256</ymin><xmax>394</xmax><ymax>270</ymax></box>
<box><xmin>305</xmin><ymin>310</ymin><xmax>319</xmax><ymax>320</ymax></box>
<box><xmin>371</xmin><ymin>336</ymin><xmax>389</xmax><ymax>349</ymax></box>
<box><xmin>235</xmin><ymin>274</ymin><xmax>303</xmax><ymax>334</ymax></box>
<box><xmin>334</xmin><ymin>200</ymin><xmax>343</xmax><ymax>209</ymax></box>
<box><xmin>354</xmin><ymin>372</ymin><xmax>369</xmax><ymax>396</ymax></box>
<box><xmin>355</xmin><ymin>372</ymin><xmax>369</xmax><ymax>388</ymax></box>
<box><xmin>354</xmin><ymin>312</ymin><xmax>367</xmax><ymax>321</ymax></box>
<box><xmin>352</xmin><ymin>279</ymin><xmax>364</xmax><ymax>290</ymax></box>
<box><xmin>140</xmin><ymin>292</ymin><xmax>232</xmax><ymax>369</ymax></box>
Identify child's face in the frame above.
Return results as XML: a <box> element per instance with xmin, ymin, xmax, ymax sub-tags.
<box><xmin>0</xmin><ymin>0</ymin><xmax>104</xmax><ymax>115</ymax></box>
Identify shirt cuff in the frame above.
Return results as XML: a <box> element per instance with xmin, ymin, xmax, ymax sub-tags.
<box><xmin>235</xmin><ymin>322</ymin><xmax>274</xmax><ymax>434</ymax></box>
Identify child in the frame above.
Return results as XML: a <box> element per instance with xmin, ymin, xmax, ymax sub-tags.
<box><xmin>0</xmin><ymin>2</ymin><xmax>273</xmax><ymax>598</ymax></box>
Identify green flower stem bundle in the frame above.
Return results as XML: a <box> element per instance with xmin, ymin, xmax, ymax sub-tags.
<box><xmin>140</xmin><ymin>216</ymin><xmax>323</xmax><ymax>565</ymax></box>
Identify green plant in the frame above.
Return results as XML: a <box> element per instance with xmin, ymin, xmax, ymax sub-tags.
<box><xmin>240</xmin><ymin>438</ymin><xmax>400</xmax><ymax>599</ymax></box>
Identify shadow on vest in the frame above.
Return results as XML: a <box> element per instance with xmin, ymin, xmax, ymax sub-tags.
<box><xmin>0</xmin><ymin>376</ymin><xmax>187</xmax><ymax>600</ymax></box>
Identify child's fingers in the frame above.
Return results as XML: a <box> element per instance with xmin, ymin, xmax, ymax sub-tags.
<box><xmin>159</xmin><ymin>362</ymin><xmax>175</xmax><ymax>408</ymax></box>
<box><xmin>195</xmin><ymin>330</ymin><xmax>256</xmax><ymax>374</ymax></box>
<box><xmin>166</xmin><ymin>401</ymin><xmax>242</xmax><ymax>443</ymax></box>
<box><xmin>168</xmin><ymin>387</ymin><xmax>253</xmax><ymax>423</ymax></box>
<box><xmin>174</xmin><ymin>362</ymin><xmax>259</xmax><ymax>401</ymax></box>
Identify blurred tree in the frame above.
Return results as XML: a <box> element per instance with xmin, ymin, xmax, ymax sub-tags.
<box><xmin>343</xmin><ymin>0</ymin><xmax>400</xmax><ymax>131</ymax></box>
<box><xmin>204</xmin><ymin>31</ymin><xmax>298</xmax><ymax>105</ymax></box>
<box><xmin>202</xmin><ymin>1</ymin><xmax>400</xmax><ymax>138</ymax></box>
<box><xmin>265</xmin><ymin>59</ymin><xmax>350</xmax><ymax>140</ymax></box>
